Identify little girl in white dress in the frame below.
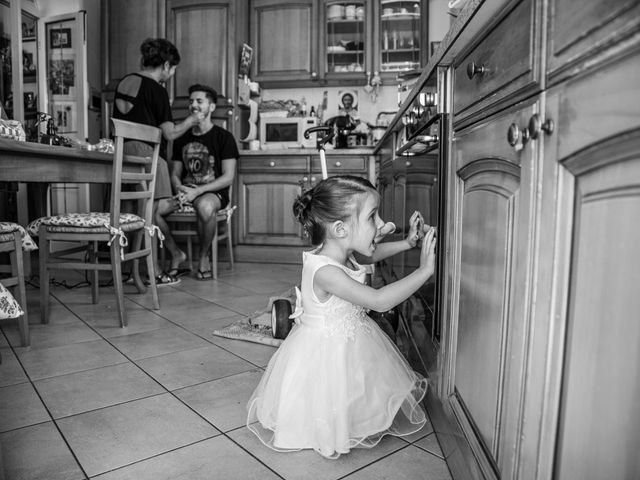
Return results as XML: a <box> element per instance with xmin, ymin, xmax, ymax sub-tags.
<box><xmin>247</xmin><ymin>175</ymin><xmax>437</xmax><ymax>459</ymax></box>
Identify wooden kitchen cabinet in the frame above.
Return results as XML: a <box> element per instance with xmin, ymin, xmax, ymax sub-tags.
<box><xmin>546</xmin><ymin>0</ymin><xmax>640</xmax><ymax>86</ymax></box>
<box><xmin>103</xmin><ymin>0</ymin><xmax>162</xmax><ymax>89</ymax></box>
<box><xmin>250</xmin><ymin>0</ymin><xmax>319</xmax><ymax>83</ymax></box>
<box><xmin>412</xmin><ymin>0</ymin><xmax>640</xmax><ymax>478</ymax></box>
<box><xmin>166</xmin><ymin>0</ymin><xmax>244</xmax><ymax>100</ymax></box>
<box><xmin>446</xmin><ymin>98</ymin><xmax>540</xmax><ymax>478</ymax></box>
<box><xmin>237</xmin><ymin>155</ymin><xmax>308</xmax><ymax>247</ymax></box>
<box><xmin>524</xmin><ymin>50</ymin><xmax>640</xmax><ymax>480</ymax></box>
<box><xmin>236</xmin><ymin>151</ymin><xmax>373</xmax><ymax>262</ymax></box>
<box><xmin>375</xmin><ymin>0</ymin><xmax>428</xmax><ymax>78</ymax></box>
<box><xmin>452</xmin><ymin>0</ymin><xmax>543</xmax><ymax>128</ymax></box>
<box><xmin>251</xmin><ymin>0</ymin><xmax>428</xmax><ymax>87</ymax></box>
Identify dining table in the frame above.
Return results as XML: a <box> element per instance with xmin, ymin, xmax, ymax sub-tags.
<box><xmin>0</xmin><ymin>137</ymin><xmax>142</xmax><ymax>274</ymax></box>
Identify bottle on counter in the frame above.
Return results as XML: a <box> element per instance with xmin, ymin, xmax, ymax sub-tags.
<box><xmin>309</xmin><ymin>106</ymin><xmax>316</xmax><ymax>117</ymax></box>
<box><xmin>300</xmin><ymin>97</ymin><xmax>307</xmax><ymax>117</ymax></box>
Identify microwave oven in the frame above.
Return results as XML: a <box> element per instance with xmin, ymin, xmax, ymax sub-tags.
<box><xmin>259</xmin><ymin>116</ymin><xmax>319</xmax><ymax>149</ymax></box>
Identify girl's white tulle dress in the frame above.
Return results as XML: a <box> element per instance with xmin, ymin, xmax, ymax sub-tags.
<box><xmin>247</xmin><ymin>251</ymin><xmax>427</xmax><ymax>459</ymax></box>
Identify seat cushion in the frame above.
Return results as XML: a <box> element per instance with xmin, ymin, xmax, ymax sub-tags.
<box><xmin>27</xmin><ymin>212</ymin><xmax>145</xmax><ymax>236</ymax></box>
<box><xmin>169</xmin><ymin>203</ymin><xmax>235</xmax><ymax>219</ymax></box>
<box><xmin>0</xmin><ymin>222</ymin><xmax>38</xmax><ymax>251</ymax></box>
<box><xmin>0</xmin><ymin>283</ymin><xmax>24</xmax><ymax>319</ymax></box>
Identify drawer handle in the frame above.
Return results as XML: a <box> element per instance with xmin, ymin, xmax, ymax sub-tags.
<box><xmin>335</xmin><ymin>161</ymin><xmax>342</xmax><ymax>167</ymax></box>
<box><xmin>528</xmin><ymin>114</ymin><xmax>555</xmax><ymax>139</ymax></box>
<box><xmin>269</xmin><ymin>161</ymin><xmax>276</xmax><ymax>167</ymax></box>
<box><xmin>507</xmin><ymin>123</ymin><xmax>530</xmax><ymax>147</ymax></box>
<box><xmin>466</xmin><ymin>61</ymin><xmax>486</xmax><ymax>80</ymax></box>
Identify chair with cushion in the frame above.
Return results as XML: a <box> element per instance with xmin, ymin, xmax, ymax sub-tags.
<box><xmin>164</xmin><ymin>184</ymin><xmax>236</xmax><ymax>279</ymax></box>
<box><xmin>29</xmin><ymin>119</ymin><xmax>163</xmax><ymax>327</ymax></box>
<box><xmin>0</xmin><ymin>222</ymin><xmax>30</xmax><ymax>348</ymax></box>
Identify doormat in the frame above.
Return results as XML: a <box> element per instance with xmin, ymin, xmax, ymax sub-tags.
<box><xmin>212</xmin><ymin>288</ymin><xmax>296</xmax><ymax>347</ymax></box>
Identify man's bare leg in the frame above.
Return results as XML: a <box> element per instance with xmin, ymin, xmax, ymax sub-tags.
<box><xmin>193</xmin><ymin>193</ymin><xmax>221</xmax><ymax>275</ymax></box>
<box><xmin>154</xmin><ymin>197</ymin><xmax>187</xmax><ymax>273</ymax></box>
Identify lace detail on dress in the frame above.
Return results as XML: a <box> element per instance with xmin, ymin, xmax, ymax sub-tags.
<box><xmin>323</xmin><ymin>298</ymin><xmax>371</xmax><ymax>341</ymax></box>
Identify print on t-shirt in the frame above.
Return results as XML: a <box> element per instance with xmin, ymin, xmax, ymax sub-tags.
<box><xmin>182</xmin><ymin>142</ymin><xmax>216</xmax><ymax>185</ymax></box>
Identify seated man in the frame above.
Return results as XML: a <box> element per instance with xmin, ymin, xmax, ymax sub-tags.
<box><xmin>158</xmin><ymin>84</ymin><xmax>239</xmax><ymax>280</ymax></box>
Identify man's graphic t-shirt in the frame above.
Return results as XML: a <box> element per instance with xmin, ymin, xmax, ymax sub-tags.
<box><xmin>172</xmin><ymin>125</ymin><xmax>239</xmax><ymax>207</ymax></box>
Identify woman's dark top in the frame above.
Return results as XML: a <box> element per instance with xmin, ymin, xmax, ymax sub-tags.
<box><xmin>112</xmin><ymin>73</ymin><xmax>172</xmax><ymax>157</ymax></box>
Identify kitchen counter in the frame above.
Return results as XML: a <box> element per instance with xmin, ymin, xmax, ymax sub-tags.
<box><xmin>239</xmin><ymin>147</ymin><xmax>376</xmax><ymax>156</ymax></box>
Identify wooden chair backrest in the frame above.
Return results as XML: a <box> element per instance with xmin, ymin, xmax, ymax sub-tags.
<box><xmin>110</xmin><ymin>119</ymin><xmax>162</xmax><ymax>228</ymax></box>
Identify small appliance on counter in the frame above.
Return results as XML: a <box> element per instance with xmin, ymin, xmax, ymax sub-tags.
<box><xmin>259</xmin><ymin>116</ymin><xmax>319</xmax><ymax>149</ymax></box>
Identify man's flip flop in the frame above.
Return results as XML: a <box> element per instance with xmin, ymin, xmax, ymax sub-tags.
<box><xmin>167</xmin><ymin>267</ymin><xmax>191</xmax><ymax>278</ymax></box>
<box><xmin>146</xmin><ymin>271</ymin><xmax>180</xmax><ymax>287</ymax></box>
<box><xmin>196</xmin><ymin>269</ymin><xmax>213</xmax><ymax>281</ymax></box>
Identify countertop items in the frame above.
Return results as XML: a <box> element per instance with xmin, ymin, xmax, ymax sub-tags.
<box><xmin>240</xmin><ymin>147</ymin><xmax>375</xmax><ymax>156</ymax></box>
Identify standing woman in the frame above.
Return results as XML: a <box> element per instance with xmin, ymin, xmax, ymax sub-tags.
<box><xmin>112</xmin><ymin>37</ymin><xmax>201</xmax><ymax>285</ymax></box>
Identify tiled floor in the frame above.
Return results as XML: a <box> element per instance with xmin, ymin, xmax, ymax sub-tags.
<box><xmin>0</xmin><ymin>262</ymin><xmax>452</xmax><ymax>480</ymax></box>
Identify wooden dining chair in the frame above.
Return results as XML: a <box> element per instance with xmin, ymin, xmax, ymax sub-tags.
<box><xmin>0</xmin><ymin>223</ymin><xmax>29</xmax><ymax>348</ymax></box>
<box><xmin>164</xmin><ymin>184</ymin><xmax>236</xmax><ymax>279</ymax></box>
<box><xmin>30</xmin><ymin>119</ymin><xmax>162</xmax><ymax>327</ymax></box>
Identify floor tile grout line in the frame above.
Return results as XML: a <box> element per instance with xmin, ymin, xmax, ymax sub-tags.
<box><xmin>1</xmin><ymin>364</ymin><xmax>92</xmax><ymax>480</ymax></box>
<box><xmin>335</xmin><ymin>442</ymin><xmax>413</xmax><ymax>480</ymax></box>
<box><xmin>79</xmin><ymin>434</ymin><xmax>224</xmax><ymax>479</ymax></box>
<box><xmin>3</xmin><ymin>264</ymin><xmax>302</xmax><ymax>478</ymax></box>
<box><xmin>411</xmin><ymin>433</ymin><xmax>447</xmax><ymax>460</ymax></box>
<box><xmin>221</xmin><ymin>431</ymin><xmax>287</xmax><ymax>480</ymax></box>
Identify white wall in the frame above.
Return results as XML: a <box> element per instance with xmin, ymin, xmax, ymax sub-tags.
<box><xmin>261</xmin><ymin>84</ymin><xmax>400</xmax><ymax>127</ymax></box>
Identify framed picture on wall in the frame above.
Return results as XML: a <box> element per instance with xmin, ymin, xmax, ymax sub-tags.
<box><xmin>50</xmin><ymin>28</ymin><xmax>72</xmax><ymax>49</ymax></box>
<box><xmin>48</xmin><ymin>54</ymin><xmax>75</xmax><ymax>97</ymax></box>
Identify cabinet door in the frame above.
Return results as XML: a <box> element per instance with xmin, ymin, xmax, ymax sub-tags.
<box><xmin>446</xmin><ymin>99</ymin><xmax>539</xmax><ymax>478</ymax></box>
<box><xmin>376</xmin><ymin>0</ymin><xmax>427</xmax><ymax>77</ymax></box>
<box><xmin>322</xmin><ymin>0</ymin><xmax>370</xmax><ymax>81</ymax></box>
<box><xmin>105</xmin><ymin>0</ymin><xmax>161</xmax><ymax>87</ymax></box>
<box><xmin>251</xmin><ymin>0</ymin><xmax>318</xmax><ymax>82</ymax></box>
<box><xmin>546</xmin><ymin>0</ymin><xmax>640</xmax><ymax>85</ymax></box>
<box><xmin>237</xmin><ymin>172</ymin><xmax>307</xmax><ymax>246</ymax></box>
<box><xmin>542</xmin><ymin>52</ymin><xmax>640</xmax><ymax>480</ymax></box>
<box><xmin>167</xmin><ymin>0</ymin><xmax>232</xmax><ymax>99</ymax></box>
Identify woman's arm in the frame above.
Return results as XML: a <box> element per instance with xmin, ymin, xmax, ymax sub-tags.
<box><xmin>159</xmin><ymin>114</ymin><xmax>201</xmax><ymax>141</ymax></box>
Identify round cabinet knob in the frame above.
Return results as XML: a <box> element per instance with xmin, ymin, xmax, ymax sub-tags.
<box><xmin>528</xmin><ymin>114</ymin><xmax>555</xmax><ymax>139</ymax></box>
<box><xmin>507</xmin><ymin>123</ymin><xmax>530</xmax><ymax>147</ymax></box>
<box><xmin>311</xmin><ymin>176</ymin><xmax>317</xmax><ymax>182</ymax></box>
<box><xmin>311</xmin><ymin>72</ymin><xmax>318</xmax><ymax>78</ymax></box>
<box><xmin>466</xmin><ymin>61</ymin><xmax>486</xmax><ymax>80</ymax></box>
<box><xmin>302</xmin><ymin>176</ymin><xmax>308</xmax><ymax>182</ymax></box>
<box><xmin>227</xmin><ymin>109</ymin><xmax>233</xmax><ymax>116</ymax></box>
<box><xmin>269</xmin><ymin>161</ymin><xmax>276</xmax><ymax>167</ymax></box>
<box><xmin>405</xmin><ymin>160</ymin><xmax>412</xmax><ymax>167</ymax></box>
<box><xmin>335</xmin><ymin>161</ymin><xmax>342</xmax><ymax>167</ymax></box>
<box><xmin>418</xmin><ymin>92</ymin><xmax>436</xmax><ymax>107</ymax></box>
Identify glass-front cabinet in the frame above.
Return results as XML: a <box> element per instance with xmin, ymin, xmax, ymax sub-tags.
<box><xmin>323</xmin><ymin>0</ymin><xmax>369</xmax><ymax>78</ymax></box>
<box><xmin>378</xmin><ymin>0</ymin><xmax>424</xmax><ymax>73</ymax></box>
